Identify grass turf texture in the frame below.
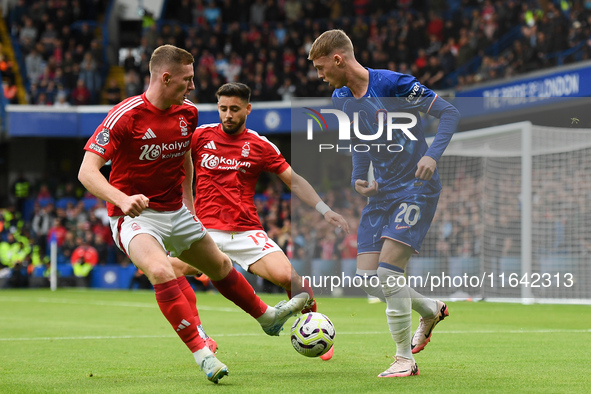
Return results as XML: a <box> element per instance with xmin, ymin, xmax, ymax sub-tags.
<box><xmin>0</xmin><ymin>289</ymin><xmax>589</xmax><ymax>393</ymax></box>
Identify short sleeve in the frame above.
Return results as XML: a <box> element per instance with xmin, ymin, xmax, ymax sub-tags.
<box><xmin>83</xmin><ymin>108</ymin><xmax>128</xmax><ymax>161</ymax></box>
<box><xmin>260</xmin><ymin>136</ymin><xmax>289</xmax><ymax>174</ymax></box>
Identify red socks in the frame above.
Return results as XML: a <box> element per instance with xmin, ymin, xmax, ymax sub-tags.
<box><xmin>288</xmin><ymin>277</ymin><xmax>316</xmax><ymax>313</ymax></box>
<box><xmin>154</xmin><ymin>279</ymin><xmax>204</xmax><ymax>353</ymax></box>
<box><xmin>211</xmin><ymin>267</ymin><xmax>268</xmax><ymax>318</ymax></box>
<box><xmin>176</xmin><ymin>276</ymin><xmax>201</xmax><ymax>325</ymax></box>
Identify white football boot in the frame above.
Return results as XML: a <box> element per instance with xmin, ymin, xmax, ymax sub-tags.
<box><xmin>261</xmin><ymin>292</ymin><xmax>310</xmax><ymax>336</ymax></box>
<box><xmin>197</xmin><ymin>348</ymin><xmax>228</xmax><ymax>384</ymax></box>
<box><xmin>411</xmin><ymin>300</ymin><xmax>449</xmax><ymax>354</ymax></box>
<box><xmin>378</xmin><ymin>356</ymin><xmax>419</xmax><ymax>377</ymax></box>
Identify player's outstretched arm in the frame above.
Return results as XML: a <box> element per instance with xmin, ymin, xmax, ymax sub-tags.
<box><xmin>78</xmin><ymin>152</ymin><xmax>149</xmax><ymax>218</ymax></box>
<box><xmin>278</xmin><ymin>166</ymin><xmax>350</xmax><ymax>233</ymax></box>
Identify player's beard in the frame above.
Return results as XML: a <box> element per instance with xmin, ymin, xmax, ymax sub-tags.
<box><xmin>221</xmin><ymin>119</ymin><xmax>245</xmax><ymax>135</ymax></box>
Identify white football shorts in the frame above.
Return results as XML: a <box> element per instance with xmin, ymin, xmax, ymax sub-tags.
<box><xmin>109</xmin><ymin>206</ymin><xmax>207</xmax><ymax>258</ymax></box>
<box><xmin>208</xmin><ymin>229</ymin><xmax>283</xmax><ymax>271</ymax></box>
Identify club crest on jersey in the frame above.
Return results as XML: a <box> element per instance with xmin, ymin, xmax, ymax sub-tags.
<box><xmin>179</xmin><ymin>116</ymin><xmax>188</xmax><ymax>136</ymax></box>
<box><xmin>131</xmin><ymin>222</ymin><xmax>141</xmax><ymax>231</ymax></box>
<box><xmin>96</xmin><ymin>128</ymin><xmax>110</xmax><ymax>146</ymax></box>
<box><xmin>241</xmin><ymin>142</ymin><xmax>251</xmax><ymax>158</ymax></box>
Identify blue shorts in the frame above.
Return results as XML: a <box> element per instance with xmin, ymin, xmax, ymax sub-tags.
<box><xmin>357</xmin><ymin>192</ymin><xmax>440</xmax><ymax>254</ymax></box>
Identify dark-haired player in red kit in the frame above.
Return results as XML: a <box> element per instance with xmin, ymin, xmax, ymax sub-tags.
<box><xmin>78</xmin><ymin>45</ymin><xmax>308</xmax><ymax>384</ymax></box>
<box><xmin>171</xmin><ymin>82</ymin><xmax>349</xmax><ymax>361</ymax></box>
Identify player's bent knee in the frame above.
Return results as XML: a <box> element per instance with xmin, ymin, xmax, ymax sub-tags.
<box><xmin>203</xmin><ymin>253</ymin><xmax>233</xmax><ymax>281</ymax></box>
<box><xmin>170</xmin><ymin>257</ymin><xmax>199</xmax><ymax>277</ymax></box>
<box><xmin>181</xmin><ymin>263</ymin><xmax>201</xmax><ymax>276</ymax></box>
<box><xmin>219</xmin><ymin>255</ymin><xmax>233</xmax><ymax>272</ymax></box>
<box><xmin>144</xmin><ymin>264</ymin><xmax>176</xmax><ymax>285</ymax></box>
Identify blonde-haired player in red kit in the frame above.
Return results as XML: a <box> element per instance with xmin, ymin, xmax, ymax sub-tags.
<box><xmin>171</xmin><ymin>82</ymin><xmax>349</xmax><ymax>361</ymax></box>
<box><xmin>78</xmin><ymin>45</ymin><xmax>309</xmax><ymax>384</ymax></box>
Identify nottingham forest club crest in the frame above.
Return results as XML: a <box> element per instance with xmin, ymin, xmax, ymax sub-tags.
<box><xmin>242</xmin><ymin>142</ymin><xmax>251</xmax><ymax>158</ymax></box>
<box><xmin>179</xmin><ymin>116</ymin><xmax>188</xmax><ymax>136</ymax></box>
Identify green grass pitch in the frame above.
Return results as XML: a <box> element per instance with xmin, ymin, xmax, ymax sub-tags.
<box><xmin>0</xmin><ymin>289</ymin><xmax>589</xmax><ymax>393</ymax></box>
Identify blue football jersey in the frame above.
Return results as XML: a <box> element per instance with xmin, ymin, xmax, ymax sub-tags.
<box><xmin>332</xmin><ymin>68</ymin><xmax>457</xmax><ymax>202</ymax></box>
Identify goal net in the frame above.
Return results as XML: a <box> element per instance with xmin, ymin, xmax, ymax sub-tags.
<box><xmin>415</xmin><ymin>121</ymin><xmax>591</xmax><ymax>302</ymax></box>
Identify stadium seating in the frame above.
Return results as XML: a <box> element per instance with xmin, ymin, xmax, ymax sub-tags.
<box><xmin>6</xmin><ymin>1</ymin><xmax>588</xmax><ymax>104</ymax></box>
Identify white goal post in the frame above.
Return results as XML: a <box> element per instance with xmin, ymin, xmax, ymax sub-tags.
<box><xmin>419</xmin><ymin>121</ymin><xmax>591</xmax><ymax>304</ymax></box>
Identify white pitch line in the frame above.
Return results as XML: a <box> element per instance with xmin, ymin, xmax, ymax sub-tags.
<box><xmin>0</xmin><ymin>296</ymin><xmax>240</xmax><ymax>312</ymax></box>
<box><xmin>0</xmin><ymin>335</ymin><xmax>177</xmax><ymax>341</ymax></box>
<box><xmin>1</xmin><ymin>329</ymin><xmax>589</xmax><ymax>342</ymax></box>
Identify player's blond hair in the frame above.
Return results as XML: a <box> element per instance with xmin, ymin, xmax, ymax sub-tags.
<box><xmin>149</xmin><ymin>45</ymin><xmax>194</xmax><ymax>73</ymax></box>
<box><xmin>308</xmin><ymin>29</ymin><xmax>354</xmax><ymax>60</ymax></box>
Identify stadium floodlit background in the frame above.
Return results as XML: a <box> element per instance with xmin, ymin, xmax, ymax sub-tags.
<box><xmin>1</xmin><ymin>0</ymin><xmax>590</xmax><ymax>392</ymax></box>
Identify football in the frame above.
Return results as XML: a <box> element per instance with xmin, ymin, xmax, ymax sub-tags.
<box><xmin>290</xmin><ymin>312</ymin><xmax>335</xmax><ymax>357</ymax></box>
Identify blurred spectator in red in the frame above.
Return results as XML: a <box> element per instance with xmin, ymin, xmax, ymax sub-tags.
<box><xmin>70</xmin><ymin>235</ymin><xmax>98</xmax><ymax>266</ymax></box>
<box><xmin>71</xmin><ymin>79</ymin><xmax>91</xmax><ymax>105</ymax></box>
<box><xmin>3</xmin><ymin>79</ymin><xmax>17</xmax><ymax>104</ymax></box>
<box><xmin>47</xmin><ymin>218</ymin><xmax>67</xmax><ymax>247</ymax></box>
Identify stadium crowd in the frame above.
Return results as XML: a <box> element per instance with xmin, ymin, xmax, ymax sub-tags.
<box><xmin>7</xmin><ymin>0</ymin><xmax>108</xmax><ymax>105</ymax></box>
<box><xmin>0</xmin><ymin>175</ymin><xmax>118</xmax><ymax>288</ymax></box>
<box><xmin>4</xmin><ymin>0</ymin><xmax>591</xmax><ymax>105</ymax></box>
<box><xmin>0</xmin><ymin>172</ymin><xmax>299</xmax><ymax>290</ymax></box>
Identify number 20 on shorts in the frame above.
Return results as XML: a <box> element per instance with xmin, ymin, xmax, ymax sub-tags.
<box><xmin>395</xmin><ymin>203</ymin><xmax>420</xmax><ymax>226</ymax></box>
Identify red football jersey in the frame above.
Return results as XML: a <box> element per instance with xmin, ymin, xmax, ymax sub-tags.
<box><xmin>192</xmin><ymin>124</ymin><xmax>289</xmax><ymax>231</ymax></box>
<box><xmin>84</xmin><ymin>94</ymin><xmax>198</xmax><ymax>216</ymax></box>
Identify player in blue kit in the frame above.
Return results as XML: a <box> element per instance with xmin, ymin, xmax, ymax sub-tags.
<box><xmin>308</xmin><ymin>30</ymin><xmax>461</xmax><ymax>377</ymax></box>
